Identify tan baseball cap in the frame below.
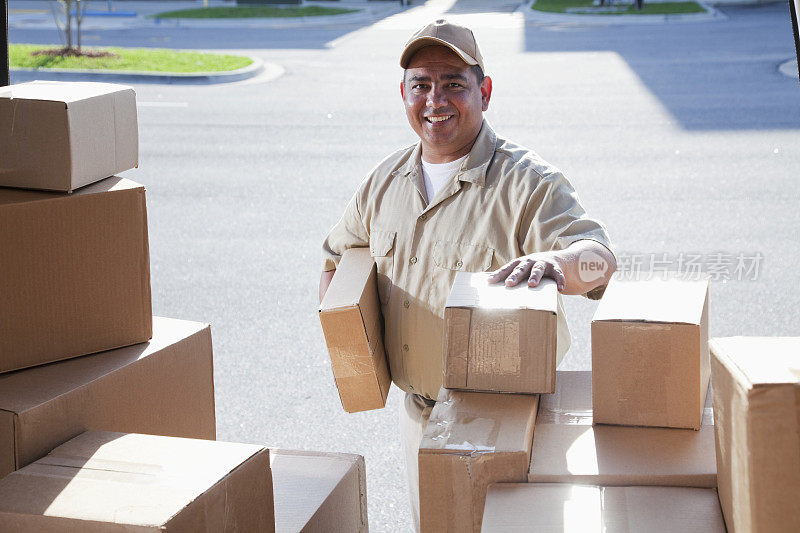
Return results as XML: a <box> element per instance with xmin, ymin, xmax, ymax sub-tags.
<box><xmin>400</xmin><ymin>19</ymin><xmax>485</xmax><ymax>72</ymax></box>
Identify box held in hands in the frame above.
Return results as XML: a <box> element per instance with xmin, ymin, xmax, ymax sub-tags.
<box><xmin>319</xmin><ymin>247</ymin><xmax>391</xmax><ymax>413</ymax></box>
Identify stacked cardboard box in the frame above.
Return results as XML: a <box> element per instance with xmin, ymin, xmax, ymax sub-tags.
<box><xmin>418</xmin><ymin>388</ymin><xmax>539</xmax><ymax>532</ymax></box>
<box><xmin>0</xmin><ymin>431</ymin><xmax>275</xmax><ymax>531</ymax></box>
<box><xmin>0</xmin><ymin>80</ymin><xmax>371</xmax><ymax>531</ymax></box>
<box><xmin>482</xmin><ymin>484</ymin><xmax>726</xmax><ymax>532</ymax></box>
<box><xmin>528</xmin><ymin>371</ymin><xmax>716</xmax><ymax>487</ymax></box>
<box><xmin>710</xmin><ymin>336</ymin><xmax>800</xmax><ymax>532</ymax></box>
<box><xmin>443</xmin><ymin>272</ymin><xmax>558</xmax><ymax>394</ymax></box>
<box><xmin>417</xmin><ymin>274</ymin><xmax>726</xmax><ymax>531</ymax></box>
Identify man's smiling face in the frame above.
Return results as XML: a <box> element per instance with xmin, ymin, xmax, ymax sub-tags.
<box><xmin>401</xmin><ymin>45</ymin><xmax>492</xmax><ymax>163</ymax></box>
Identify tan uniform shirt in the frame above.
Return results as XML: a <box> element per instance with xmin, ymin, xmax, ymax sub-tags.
<box><xmin>322</xmin><ymin>121</ymin><xmax>613</xmax><ymax>400</ymax></box>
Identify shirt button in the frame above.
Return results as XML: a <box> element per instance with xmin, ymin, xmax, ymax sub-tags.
<box><xmin>419</xmin><ymin>214</ymin><xmax>427</xmax><ymax>221</ymax></box>
<box><xmin>403</xmin><ymin>344</ymin><xmax>409</xmax><ymax>351</ymax></box>
<box><xmin>410</xmin><ymin>256</ymin><xmax>418</xmax><ymax>264</ymax></box>
<box><xmin>456</xmin><ymin>260</ymin><xmax>463</xmax><ymax>268</ymax></box>
<box><xmin>403</xmin><ymin>300</ymin><xmax>410</xmax><ymax>308</ymax></box>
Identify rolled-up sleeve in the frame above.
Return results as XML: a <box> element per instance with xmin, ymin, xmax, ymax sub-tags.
<box><xmin>321</xmin><ymin>189</ymin><xmax>370</xmax><ymax>271</ymax></box>
<box><xmin>519</xmin><ymin>171</ymin><xmax>614</xmax><ymax>257</ymax></box>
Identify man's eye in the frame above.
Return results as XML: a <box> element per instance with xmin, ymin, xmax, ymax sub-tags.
<box><xmin>412</xmin><ymin>84</ymin><xmax>428</xmax><ymax>90</ymax></box>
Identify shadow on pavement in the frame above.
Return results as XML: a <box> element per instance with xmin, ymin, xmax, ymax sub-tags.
<box><xmin>523</xmin><ymin>2</ymin><xmax>800</xmax><ymax>130</ymax></box>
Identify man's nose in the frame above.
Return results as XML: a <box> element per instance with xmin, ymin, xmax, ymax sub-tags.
<box><xmin>426</xmin><ymin>85</ymin><xmax>448</xmax><ymax>108</ymax></box>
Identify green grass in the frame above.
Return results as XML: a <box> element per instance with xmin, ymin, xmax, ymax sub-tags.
<box><xmin>10</xmin><ymin>44</ymin><xmax>253</xmax><ymax>73</ymax></box>
<box><xmin>151</xmin><ymin>5</ymin><xmax>357</xmax><ymax>19</ymax></box>
<box><xmin>532</xmin><ymin>0</ymin><xmax>706</xmax><ymax>14</ymax></box>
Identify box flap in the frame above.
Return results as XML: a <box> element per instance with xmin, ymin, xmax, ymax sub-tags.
<box><xmin>592</xmin><ymin>275</ymin><xmax>708</xmax><ymax>325</ymax></box>
<box><xmin>482</xmin><ymin>484</ymin><xmax>726</xmax><ymax>532</ymax></box>
<box><xmin>0</xmin><ymin>176</ymin><xmax>142</xmax><ymax>207</ymax></box>
<box><xmin>0</xmin><ymin>431</ymin><xmax>265</xmax><ymax>527</ymax></box>
<box><xmin>420</xmin><ymin>388</ymin><xmax>539</xmax><ymax>455</ymax></box>
<box><xmin>710</xmin><ymin>337</ymin><xmax>800</xmax><ymax>386</ymax></box>
<box><xmin>0</xmin><ymin>317</ymin><xmax>206</xmax><ymax>415</ymax></box>
<box><xmin>319</xmin><ymin>248</ymin><xmax>374</xmax><ymax>311</ymax></box>
<box><xmin>446</xmin><ymin>271</ymin><xmax>557</xmax><ymax>312</ymax></box>
<box><xmin>270</xmin><ymin>449</ymin><xmax>367</xmax><ymax>533</ymax></box>
<box><xmin>0</xmin><ymin>81</ymin><xmax>134</xmax><ymax>105</ymax></box>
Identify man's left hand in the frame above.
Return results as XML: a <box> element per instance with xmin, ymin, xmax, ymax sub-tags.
<box><xmin>487</xmin><ymin>240</ymin><xmax>616</xmax><ymax>295</ymax></box>
<box><xmin>488</xmin><ymin>253</ymin><xmax>566</xmax><ymax>291</ymax></box>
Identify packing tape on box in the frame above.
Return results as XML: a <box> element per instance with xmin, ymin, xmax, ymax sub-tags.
<box><xmin>537</xmin><ymin>409</ymin><xmax>593</xmax><ymax>425</ymax></box>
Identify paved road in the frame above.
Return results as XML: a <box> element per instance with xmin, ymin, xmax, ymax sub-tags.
<box><xmin>10</xmin><ymin>1</ymin><xmax>800</xmax><ymax>531</ymax></box>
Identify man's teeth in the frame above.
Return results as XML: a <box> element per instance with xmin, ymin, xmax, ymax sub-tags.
<box><xmin>427</xmin><ymin>116</ymin><xmax>452</xmax><ymax>123</ymax></box>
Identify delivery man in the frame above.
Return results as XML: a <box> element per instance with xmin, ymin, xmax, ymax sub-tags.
<box><xmin>318</xmin><ymin>19</ymin><xmax>616</xmax><ymax>530</ymax></box>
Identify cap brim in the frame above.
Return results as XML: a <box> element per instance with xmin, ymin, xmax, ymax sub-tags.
<box><xmin>399</xmin><ymin>36</ymin><xmax>479</xmax><ymax>69</ymax></box>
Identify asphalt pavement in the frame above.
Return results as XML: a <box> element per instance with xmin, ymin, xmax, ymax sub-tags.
<box><xmin>9</xmin><ymin>0</ymin><xmax>800</xmax><ymax>531</ymax></box>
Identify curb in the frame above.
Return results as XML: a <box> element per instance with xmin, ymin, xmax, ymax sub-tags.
<box><xmin>10</xmin><ymin>56</ymin><xmax>276</xmax><ymax>85</ymax></box>
<box><xmin>147</xmin><ymin>7</ymin><xmax>402</xmax><ymax>29</ymax></box>
<box><xmin>518</xmin><ymin>0</ymin><xmax>727</xmax><ymax>24</ymax></box>
<box><xmin>778</xmin><ymin>58</ymin><xmax>799</xmax><ymax>80</ymax></box>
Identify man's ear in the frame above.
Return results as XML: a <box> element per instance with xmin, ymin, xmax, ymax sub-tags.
<box><xmin>480</xmin><ymin>76</ymin><xmax>493</xmax><ymax>111</ymax></box>
<box><xmin>400</xmin><ymin>80</ymin><xmax>405</xmax><ymax>100</ymax></box>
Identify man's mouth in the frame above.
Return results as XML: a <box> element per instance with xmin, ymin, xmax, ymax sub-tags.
<box><xmin>425</xmin><ymin>115</ymin><xmax>453</xmax><ymax>123</ymax></box>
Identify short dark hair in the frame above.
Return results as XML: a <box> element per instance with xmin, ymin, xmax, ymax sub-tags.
<box><xmin>402</xmin><ymin>64</ymin><xmax>485</xmax><ymax>85</ymax></box>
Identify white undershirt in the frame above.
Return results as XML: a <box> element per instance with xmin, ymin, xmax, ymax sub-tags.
<box><xmin>421</xmin><ymin>155</ymin><xmax>468</xmax><ymax>204</ymax></box>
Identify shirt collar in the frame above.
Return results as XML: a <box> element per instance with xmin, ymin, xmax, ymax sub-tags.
<box><xmin>394</xmin><ymin>120</ymin><xmax>498</xmax><ymax>188</ymax></box>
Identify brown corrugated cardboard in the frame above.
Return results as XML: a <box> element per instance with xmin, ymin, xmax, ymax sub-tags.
<box><xmin>419</xmin><ymin>388</ymin><xmax>539</xmax><ymax>533</ymax></box>
<box><xmin>482</xmin><ymin>484</ymin><xmax>726</xmax><ymax>532</ymax></box>
<box><xmin>710</xmin><ymin>336</ymin><xmax>800</xmax><ymax>533</ymax></box>
<box><xmin>0</xmin><ymin>316</ymin><xmax>216</xmax><ymax>478</ymax></box>
<box><xmin>0</xmin><ymin>81</ymin><xmax>138</xmax><ymax>192</ymax></box>
<box><xmin>443</xmin><ymin>272</ymin><xmax>557</xmax><ymax>394</ymax></box>
<box><xmin>0</xmin><ymin>431</ymin><xmax>274</xmax><ymax>532</ymax></box>
<box><xmin>319</xmin><ymin>247</ymin><xmax>391</xmax><ymax>413</ymax></box>
<box><xmin>592</xmin><ymin>275</ymin><xmax>710</xmax><ymax>429</ymax></box>
<box><xmin>271</xmin><ymin>449</ymin><xmax>368</xmax><ymax>533</ymax></box>
<box><xmin>0</xmin><ymin>176</ymin><xmax>152</xmax><ymax>374</ymax></box>
<box><xmin>529</xmin><ymin>371</ymin><xmax>716</xmax><ymax>487</ymax></box>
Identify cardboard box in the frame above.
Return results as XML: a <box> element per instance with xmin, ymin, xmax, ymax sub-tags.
<box><xmin>0</xmin><ymin>81</ymin><xmax>138</xmax><ymax>192</ymax></box>
<box><xmin>592</xmin><ymin>275</ymin><xmax>710</xmax><ymax>429</ymax></box>
<box><xmin>319</xmin><ymin>247</ymin><xmax>391</xmax><ymax>413</ymax></box>
<box><xmin>0</xmin><ymin>176</ymin><xmax>152</xmax><ymax>374</ymax></box>
<box><xmin>710</xmin><ymin>336</ymin><xmax>800</xmax><ymax>532</ymax></box>
<box><xmin>419</xmin><ymin>388</ymin><xmax>539</xmax><ymax>533</ymax></box>
<box><xmin>482</xmin><ymin>483</ymin><xmax>726</xmax><ymax>532</ymax></box>
<box><xmin>443</xmin><ymin>272</ymin><xmax>557</xmax><ymax>394</ymax></box>
<box><xmin>271</xmin><ymin>449</ymin><xmax>368</xmax><ymax>533</ymax></box>
<box><xmin>0</xmin><ymin>316</ymin><xmax>216</xmax><ymax>478</ymax></box>
<box><xmin>529</xmin><ymin>371</ymin><xmax>716</xmax><ymax>487</ymax></box>
<box><xmin>0</xmin><ymin>431</ymin><xmax>274</xmax><ymax>532</ymax></box>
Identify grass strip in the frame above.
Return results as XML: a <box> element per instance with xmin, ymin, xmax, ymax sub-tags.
<box><xmin>532</xmin><ymin>0</ymin><xmax>706</xmax><ymax>14</ymax></box>
<box><xmin>10</xmin><ymin>44</ymin><xmax>253</xmax><ymax>72</ymax></box>
<box><xmin>151</xmin><ymin>5</ymin><xmax>357</xmax><ymax>19</ymax></box>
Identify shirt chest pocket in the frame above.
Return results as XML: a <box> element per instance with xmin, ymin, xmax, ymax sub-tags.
<box><xmin>370</xmin><ymin>230</ymin><xmax>396</xmax><ymax>305</ymax></box>
<box><xmin>433</xmin><ymin>240</ymin><xmax>494</xmax><ymax>272</ymax></box>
